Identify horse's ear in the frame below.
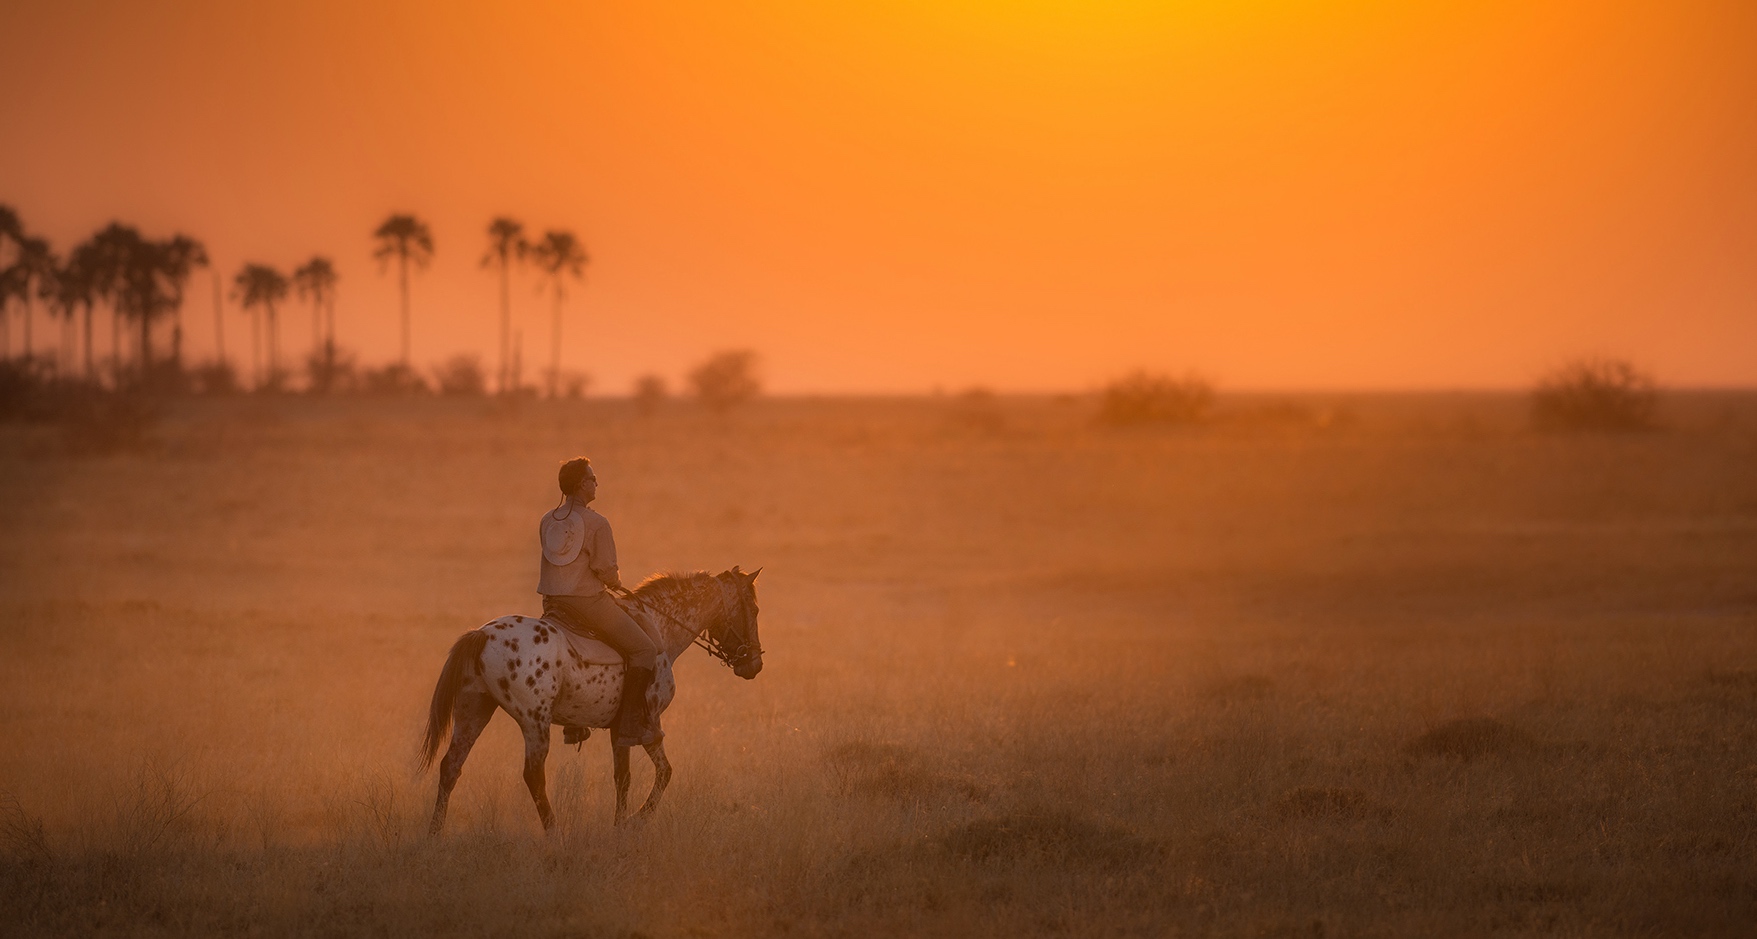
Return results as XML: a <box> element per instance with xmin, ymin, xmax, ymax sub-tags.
<box><xmin>746</xmin><ymin>567</ymin><xmax>761</xmax><ymax>581</ymax></box>
<box><xmin>729</xmin><ymin>565</ymin><xmax>743</xmax><ymax>575</ymax></box>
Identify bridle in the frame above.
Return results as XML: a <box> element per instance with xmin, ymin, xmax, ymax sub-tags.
<box><xmin>691</xmin><ymin>580</ymin><xmax>762</xmax><ymax>670</ymax></box>
<box><xmin>613</xmin><ymin>579</ymin><xmax>762</xmax><ymax>671</ymax></box>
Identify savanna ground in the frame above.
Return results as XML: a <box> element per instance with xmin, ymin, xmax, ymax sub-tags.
<box><xmin>2</xmin><ymin>392</ymin><xmax>1756</xmax><ymax>937</ymax></box>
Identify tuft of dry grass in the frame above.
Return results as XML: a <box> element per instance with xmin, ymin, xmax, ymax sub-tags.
<box><xmin>1405</xmin><ymin>717</ymin><xmax>1538</xmax><ymax>760</ymax></box>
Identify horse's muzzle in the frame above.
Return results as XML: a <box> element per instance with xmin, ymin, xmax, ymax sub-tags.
<box><xmin>734</xmin><ymin>655</ymin><xmax>763</xmax><ymax>680</ymax></box>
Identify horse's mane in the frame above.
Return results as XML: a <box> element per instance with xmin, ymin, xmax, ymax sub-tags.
<box><xmin>629</xmin><ymin>571</ymin><xmax>720</xmax><ymax>601</ymax></box>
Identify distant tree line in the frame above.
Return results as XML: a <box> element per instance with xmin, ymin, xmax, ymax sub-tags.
<box><xmin>1</xmin><ymin>202</ymin><xmax>772</xmax><ymax>419</ymax></box>
<box><xmin>0</xmin><ymin>205</ymin><xmax>615</xmax><ymax>399</ymax></box>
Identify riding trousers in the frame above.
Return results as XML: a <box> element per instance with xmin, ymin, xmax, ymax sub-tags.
<box><xmin>542</xmin><ymin>592</ymin><xmax>658</xmax><ymax>671</ymax></box>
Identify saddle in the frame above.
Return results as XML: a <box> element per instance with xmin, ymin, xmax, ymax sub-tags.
<box><xmin>540</xmin><ymin>598</ymin><xmax>666</xmax><ymax>667</ymax></box>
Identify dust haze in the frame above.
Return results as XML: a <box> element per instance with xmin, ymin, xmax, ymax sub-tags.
<box><xmin>4</xmin><ymin>393</ymin><xmax>1757</xmax><ymax>936</ymax></box>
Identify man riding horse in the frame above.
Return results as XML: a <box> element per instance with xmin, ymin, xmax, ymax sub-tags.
<box><xmin>538</xmin><ymin>457</ymin><xmax>663</xmax><ymax>747</ymax></box>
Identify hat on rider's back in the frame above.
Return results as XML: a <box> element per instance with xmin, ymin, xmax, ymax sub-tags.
<box><xmin>540</xmin><ymin>504</ymin><xmax>587</xmax><ymax>565</ymax></box>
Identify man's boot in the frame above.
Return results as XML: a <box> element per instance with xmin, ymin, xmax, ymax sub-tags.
<box><xmin>612</xmin><ymin>666</ymin><xmax>663</xmax><ymax>748</ymax></box>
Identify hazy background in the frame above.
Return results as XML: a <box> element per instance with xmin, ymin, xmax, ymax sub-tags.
<box><xmin>4</xmin><ymin>0</ymin><xmax>1755</xmax><ymax>393</ymax></box>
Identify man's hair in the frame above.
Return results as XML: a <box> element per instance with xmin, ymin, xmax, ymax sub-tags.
<box><xmin>558</xmin><ymin>457</ymin><xmax>593</xmax><ymax>495</ymax></box>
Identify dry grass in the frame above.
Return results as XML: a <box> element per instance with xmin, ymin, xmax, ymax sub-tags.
<box><xmin>2</xmin><ymin>392</ymin><xmax>1756</xmax><ymax>936</ymax></box>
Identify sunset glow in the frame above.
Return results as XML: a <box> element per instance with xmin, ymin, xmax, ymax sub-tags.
<box><xmin>4</xmin><ymin>0</ymin><xmax>1753</xmax><ymax>392</ymax></box>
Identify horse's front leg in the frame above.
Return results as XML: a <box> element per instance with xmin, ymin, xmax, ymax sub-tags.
<box><xmin>612</xmin><ymin>745</ymin><xmax>633</xmax><ymax>825</ymax></box>
<box><xmin>633</xmin><ymin>741</ymin><xmax>672</xmax><ymax>821</ymax></box>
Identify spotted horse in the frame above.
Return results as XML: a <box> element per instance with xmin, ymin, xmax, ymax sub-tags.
<box><xmin>421</xmin><ymin>567</ymin><xmax>764</xmax><ymax>834</ymax></box>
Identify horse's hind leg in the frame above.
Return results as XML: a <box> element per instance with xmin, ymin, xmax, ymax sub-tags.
<box><xmin>612</xmin><ymin>745</ymin><xmax>632</xmax><ymax>826</ymax></box>
<box><xmin>430</xmin><ymin>691</ymin><xmax>496</xmax><ymax>836</ymax></box>
<box><xmin>520</xmin><ymin>718</ymin><xmax>557</xmax><ymax>832</ymax></box>
<box><xmin>634</xmin><ymin>740</ymin><xmax>672</xmax><ymax>822</ymax></box>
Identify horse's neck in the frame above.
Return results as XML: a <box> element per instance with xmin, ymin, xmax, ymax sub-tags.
<box><xmin>634</xmin><ymin>577</ymin><xmax>728</xmax><ymax>662</ymax></box>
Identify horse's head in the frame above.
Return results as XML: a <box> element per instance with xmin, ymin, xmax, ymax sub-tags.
<box><xmin>712</xmin><ymin>566</ymin><xmax>764</xmax><ymax>679</ymax></box>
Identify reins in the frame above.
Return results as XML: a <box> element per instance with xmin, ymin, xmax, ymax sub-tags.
<box><xmin>610</xmin><ymin>585</ymin><xmax>761</xmax><ymax>671</ymax></box>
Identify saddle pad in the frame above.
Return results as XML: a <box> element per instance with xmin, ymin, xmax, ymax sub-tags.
<box><xmin>543</xmin><ymin>603</ymin><xmax>667</xmax><ymax>667</ymax></box>
<box><xmin>551</xmin><ymin>622</ymin><xmax>624</xmax><ymax>666</ymax></box>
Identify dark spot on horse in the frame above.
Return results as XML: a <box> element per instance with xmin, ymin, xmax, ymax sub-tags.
<box><xmin>526</xmin><ymin>675</ymin><xmax>537</xmax><ymax>688</ymax></box>
<box><xmin>498</xmin><ymin>677</ymin><xmax>511</xmax><ymax>692</ymax></box>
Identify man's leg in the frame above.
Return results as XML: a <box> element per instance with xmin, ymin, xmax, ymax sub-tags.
<box><xmin>577</xmin><ymin>593</ymin><xmax>662</xmax><ymax>746</ymax></box>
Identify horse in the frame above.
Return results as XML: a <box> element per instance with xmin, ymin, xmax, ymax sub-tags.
<box><xmin>420</xmin><ymin>567</ymin><xmax>763</xmax><ymax>834</ymax></box>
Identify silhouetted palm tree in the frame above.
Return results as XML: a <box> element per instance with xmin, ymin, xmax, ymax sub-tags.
<box><xmin>233</xmin><ymin>264</ymin><xmax>289</xmax><ymax>389</ymax></box>
<box><xmin>481</xmin><ymin>217</ymin><xmax>527</xmax><ymax>395</ymax></box>
<box><xmin>66</xmin><ymin>241</ymin><xmax>105</xmax><ymax>381</ymax></box>
<box><xmin>529</xmin><ymin>230</ymin><xmax>588</xmax><ymax>398</ymax></box>
<box><xmin>4</xmin><ymin>235</ymin><xmax>52</xmax><ymax>364</ymax></box>
<box><xmin>82</xmin><ymin>223</ymin><xmax>140</xmax><ymax>383</ymax></box>
<box><xmin>0</xmin><ymin>205</ymin><xmax>20</xmax><ymax>360</ymax></box>
<box><xmin>293</xmin><ymin>256</ymin><xmax>340</xmax><ymax>391</ymax></box>
<box><xmin>292</xmin><ymin>256</ymin><xmax>339</xmax><ymax>353</ymax></box>
<box><xmin>372</xmin><ymin>214</ymin><xmax>433</xmax><ymax>368</ymax></box>
<box><xmin>42</xmin><ymin>251</ymin><xmax>97</xmax><ymax>381</ymax></box>
<box><xmin>155</xmin><ymin>234</ymin><xmax>208</xmax><ymax>374</ymax></box>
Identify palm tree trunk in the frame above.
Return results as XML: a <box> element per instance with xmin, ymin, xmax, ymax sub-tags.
<box><xmin>140</xmin><ymin>307</ymin><xmax>153</xmax><ymax>378</ymax></box>
<box><xmin>267</xmin><ymin>303</ymin><xmax>278</xmax><ymax>383</ymax></box>
<box><xmin>110</xmin><ymin>303</ymin><xmax>122</xmax><ymax>387</ymax></box>
<box><xmin>211</xmin><ymin>272</ymin><xmax>225</xmax><ymax>370</ymax></box>
<box><xmin>398</xmin><ymin>253</ymin><xmax>411</xmax><ymax>369</ymax></box>
<box><xmin>83</xmin><ymin>303</ymin><xmax>94</xmax><ymax>381</ymax></box>
<box><xmin>548</xmin><ymin>286</ymin><xmax>562</xmax><ymax>398</ymax></box>
<box><xmin>499</xmin><ymin>260</ymin><xmax>511</xmax><ymax>395</ymax></box>
<box><xmin>23</xmin><ymin>298</ymin><xmax>33</xmax><ymax>362</ymax></box>
<box><xmin>250</xmin><ymin>305</ymin><xmax>260</xmax><ymax>391</ymax></box>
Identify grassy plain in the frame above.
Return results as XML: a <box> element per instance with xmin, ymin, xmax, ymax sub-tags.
<box><xmin>2</xmin><ymin>392</ymin><xmax>1756</xmax><ymax>937</ymax></box>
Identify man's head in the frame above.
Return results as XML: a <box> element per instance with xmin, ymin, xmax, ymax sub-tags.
<box><xmin>558</xmin><ymin>457</ymin><xmax>598</xmax><ymax>503</ymax></box>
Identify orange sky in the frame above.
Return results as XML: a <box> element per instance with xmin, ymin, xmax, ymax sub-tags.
<box><xmin>3</xmin><ymin>0</ymin><xmax>1754</xmax><ymax>392</ymax></box>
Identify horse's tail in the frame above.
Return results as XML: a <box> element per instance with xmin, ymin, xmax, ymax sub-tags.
<box><xmin>420</xmin><ymin>629</ymin><xmax>490</xmax><ymax>772</ymax></box>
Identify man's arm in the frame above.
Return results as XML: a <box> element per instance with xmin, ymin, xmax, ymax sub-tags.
<box><xmin>591</xmin><ymin>518</ymin><xmax>622</xmax><ymax>590</ymax></box>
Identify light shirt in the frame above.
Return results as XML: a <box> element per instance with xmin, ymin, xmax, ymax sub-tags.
<box><xmin>537</xmin><ymin>502</ymin><xmax>619</xmax><ymax>596</ymax></box>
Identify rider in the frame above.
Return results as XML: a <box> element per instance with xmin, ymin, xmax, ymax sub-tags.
<box><xmin>538</xmin><ymin>457</ymin><xmax>662</xmax><ymax>747</ymax></box>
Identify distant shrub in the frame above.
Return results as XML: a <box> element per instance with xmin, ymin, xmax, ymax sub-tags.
<box><xmin>0</xmin><ymin>359</ymin><xmax>45</xmax><ymax>419</ymax></box>
<box><xmin>305</xmin><ymin>344</ymin><xmax>357</xmax><ymax>394</ymax></box>
<box><xmin>688</xmin><ymin>350</ymin><xmax>761</xmax><ymax>412</ymax></box>
<box><xmin>558</xmin><ymin>371</ymin><xmax>590</xmax><ymax>399</ymax></box>
<box><xmin>189</xmin><ymin>360</ymin><xmax>239</xmax><ymax>395</ymax></box>
<box><xmin>1098</xmin><ymin>371</ymin><xmax>1214</xmax><ymax>425</ymax></box>
<box><xmin>360</xmin><ymin>363</ymin><xmax>429</xmax><ymax>395</ymax></box>
<box><xmin>258</xmin><ymin>366</ymin><xmax>293</xmax><ymax>394</ymax></box>
<box><xmin>1531</xmin><ymin>358</ymin><xmax>1658</xmax><ymax>432</ymax></box>
<box><xmin>949</xmin><ymin>386</ymin><xmax>1005</xmax><ymax>432</ymax></box>
<box><xmin>433</xmin><ymin>355</ymin><xmax>486</xmax><ymax>396</ymax></box>
<box><xmin>633</xmin><ymin>373</ymin><xmax>667</xmax><ymax>412</ymax></box>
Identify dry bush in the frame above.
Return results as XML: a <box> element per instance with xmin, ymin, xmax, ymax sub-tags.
<box><xmin>304</xmin><ymin>344</ymin><xmax>356</xmax><ymax>394</ymax></box>
<box><xmin>432</xmin><ymin>355</ymin><xmax>486</xmax><ymax>396</ymax></box>
<box><xmin>632</xmin><ymin>373</ymin><xmax>667</xmax><ymax>412</ymax></box>
<box><xmin>359</xmin><ymin>362</ymin><xmax>429</xmax><ymax>394</ymax></box>
<box><xmin>1531</xmin><ymin>358</ymin><xmax>1659</xmax><ymax>431</ymax></box>
<box><xmin>947</xmin><ymin>386</ymin><xmax>1005</xmax><ymax>433</ymax></box>
<box><xmin>188</xmin><ymin>360</ymin><xmax>240</xmax><ymax>395</ymax></box>
<box><xmin>1097</xmin><ymin>370</ymin><xmax>1214</xmax><ymax>425</ymax></box>
<box><xmin>687</xmin><ymin>349</ymin><xmax>761</xmax><ymax>411</ymax></box>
